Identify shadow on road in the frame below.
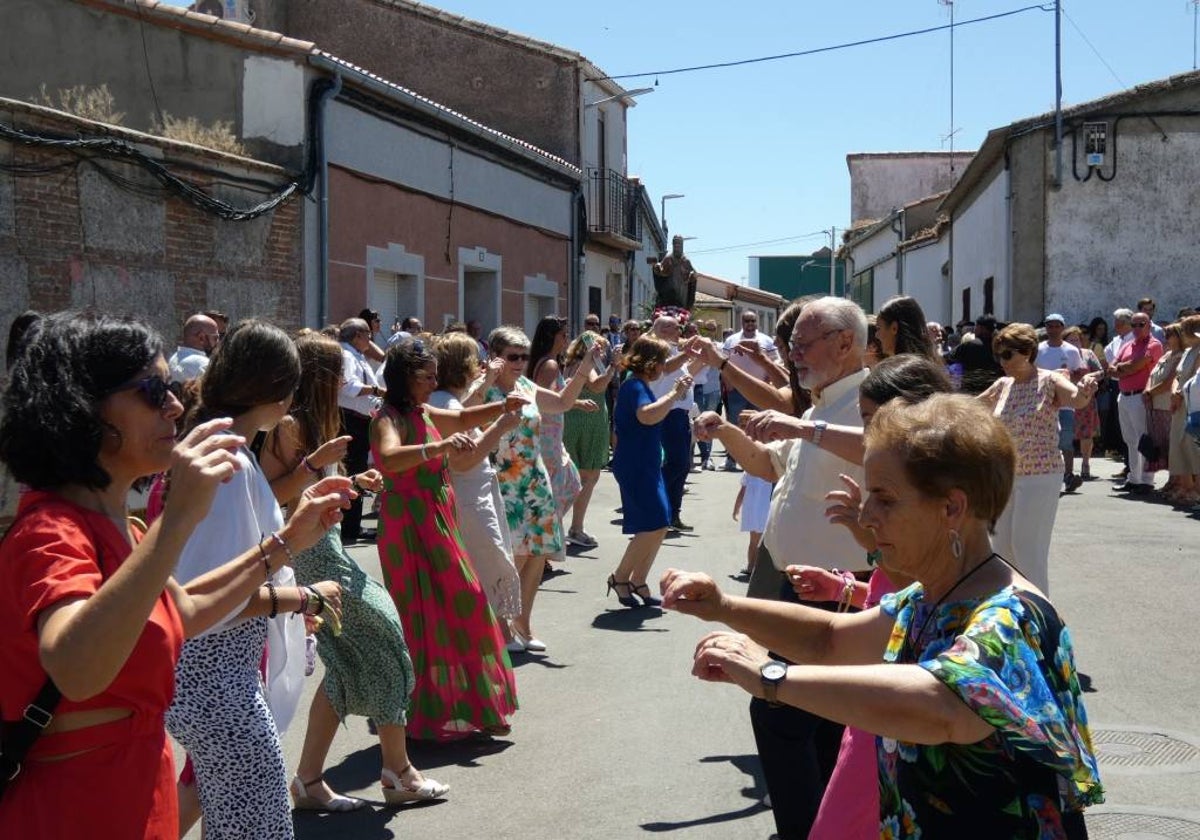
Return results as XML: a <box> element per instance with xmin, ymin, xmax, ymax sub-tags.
<box><xmin>294</xmin><ymin>804</ymin><xmax>399</xmax><ymax>839</ymax></box>
<box><xmin>591</xmin><ymin>607</ymin><xmax>668</xmax><ymax>633</ymax></box>
<box><xmin>639</xmin><ymin>753</ymin><xmax>767</xmax><ymax>833</ymax></box>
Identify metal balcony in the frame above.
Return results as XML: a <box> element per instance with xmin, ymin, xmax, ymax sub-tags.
<box><xmin>585</xmin><ymin>167</ymin><xmax>640</xmax><ymax>248</ymax></box>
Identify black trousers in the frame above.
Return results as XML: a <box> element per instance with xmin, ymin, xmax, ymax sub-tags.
<box><xmin>339</xmin><ymin>408</ymin><xmax>371</xmax><ymax>542</ymax></box>
<box><xmin>749</xmin><ymin>553</ymin><xmax>847</xmax><ymax>840</ymax></box>
<box><xmin>661</xmin><ymin>408</ymin><xmax>691</xmax><ymax>520</ymax></box>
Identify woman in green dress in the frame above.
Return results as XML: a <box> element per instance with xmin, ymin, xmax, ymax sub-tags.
<box><xmin>260</xmin><ymin>332</ymin><xmax>448</xmax><ymax>810</ymax></box>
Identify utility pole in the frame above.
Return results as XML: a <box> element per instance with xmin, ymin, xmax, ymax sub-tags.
<box><xmin>938</xmin><ymin>0</ymin><xmax>956</xmax><ymax>168</ymax></box>
<box><xmin>829</xmin><ymin>227</ymin><xmax>837</xmax><ymax>296</ymax></box>
<box><xmin>1054</xmin><ymin>0</ymin><xmax>1063</xmax><ymax>187</ymax></box>
<box><xmin>1193</xmin><ymin>0</ymin><xmax>1199</xmax><ymax>70</ymax></box>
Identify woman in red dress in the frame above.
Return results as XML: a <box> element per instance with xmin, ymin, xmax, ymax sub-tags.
<box><xmin>370</xmin><ymin>338</ymin><xmax>521</xmax><ymax>740</ymax></box>
<box><xmin>0</xmin><ymin>312</ymin><xmax>349</xmax><ymax>838</ymax></box>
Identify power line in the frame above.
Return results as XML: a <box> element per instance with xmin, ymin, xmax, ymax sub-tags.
<box><xmin>593</xmin><ymin>3</ymin><xmax>1054</xmax><ymax>81</ymax></box>
<box><xmin>1060</xmin><ymin>4</ymin><xmax>1127</xmax><ymax>89</ymax></box>
<box><xmin>689</xmin><ymin>231</ymin><xmax>830</xmax><ymax>255</ymax></box>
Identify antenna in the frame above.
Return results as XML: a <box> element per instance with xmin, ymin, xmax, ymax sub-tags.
<box><xmin>1193</xmin><ymin>0</ymin><xmax>1200</xmax><ymax>70</ymax></box>
<box><xmin>938</xmin><ymin>0</ymin><xmax>958</xmax><ymax>171</ymax></box>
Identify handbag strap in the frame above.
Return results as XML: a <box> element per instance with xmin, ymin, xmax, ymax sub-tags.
<box><xmin>0</xmin><ymin>678</ymin><xmax>61</xmax><ymax>787</ymax></box>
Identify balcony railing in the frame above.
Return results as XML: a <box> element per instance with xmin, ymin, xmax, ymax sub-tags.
<box><xmin>585</xmin><ymin>167</ymin><xmax>640</xmax><ymax>244</ymax></box>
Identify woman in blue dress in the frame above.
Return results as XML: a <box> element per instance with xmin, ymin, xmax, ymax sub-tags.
<box><xmin>607</xmin><ymin>334</ymin><xmax>693</xmax><ymax>608</ymax></box>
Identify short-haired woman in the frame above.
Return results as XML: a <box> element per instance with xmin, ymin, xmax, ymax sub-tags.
<box><xmin>370</xmin><ymin>339</ymin><xmax>522</xmax><ymax>740</ymax></box>
<box><xmin>665</xmin><ymin>394</ymin><xmax>1103</xmax><ymax>837</ymax></box>
<box><xmin>561</xmin><ymin>333</ymin><xmax>616</xmax><ymax>546</ymax></box>
<box><xmin>980</xmin><ymin>323</ymin><xmax>1098</xmax><ymax>593</ymax></box>
<box><xmin>607</xmin><ymin>334</ymin><xmax>693</xmax><ymax>607</ymax></box>
<box><xmin>0</xmin><ymin>313</ymin><xmax>348</xmax><ymax>839</ymax></box>
<box><xmin>485</xmin><ymin>326</ymin><xmax>600</xmax><ymax>650</ymax></box>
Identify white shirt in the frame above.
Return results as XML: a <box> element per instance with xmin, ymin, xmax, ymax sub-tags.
<box><xmin>1103</xmin><ymin>331</ymin><xmax>1134</xmax><ymax>364</ymax></box>
<box><xmin>386</xmin><ymin>330</ymin><xmax>412</xmax><ymax>348</ymax></box>
<box><xmin>721</xmin><ymin>329</ymin><xmax>779</xmax><ymax>382</ymax></box>
<box><xmin>762</xmin><ymin>369</ymin><xmax>869</xmax><ymax>572</ymax></box>
<box><xmin>1035</xmin><ymin>341</ymin><xmax>1084</xmax><ymax>373</ymax></box>
<box><xmin>339</xmin><ymin>342</ymin><xmax>383</xmax><ymax>417</ymax></box>
<box><xmin>649</xmin><ymin>344</ymin><xmax>696</xmax><ymax>411</ymax></box>
<box><xmin>168</xmin><ymin>346</ymin><xmax>209</xmax><ymax>384</ymax></box>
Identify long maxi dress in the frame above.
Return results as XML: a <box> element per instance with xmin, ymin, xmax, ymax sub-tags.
<box><xmin>371</xmin><ymin>405</ymin><xmax>517</xmax><ymax>740</ymax></box>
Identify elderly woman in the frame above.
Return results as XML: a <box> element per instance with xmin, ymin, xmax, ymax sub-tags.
<box><xmin>1145</xmin><ymin>322</ymin><xmax>1183</xmax><ymax>493</ymax></box>
<box><xmin>484</xmin><ymin>326</ymin><xmax>599</xmax><ymax>651</ymax></box>
<box><xmin>607</xmin><ymin>334</ymin><xmax>693</xmax><ymax>608</ymax></box>
<box><xmin>0</xmin><ymin>312</ymin><xmax>348</xmax><ymax>839</ymax></box>
<box><xmin>1168</xmin><ymin>315</ymin><xmax>1200</xmax><ymax>506</ymax></box>
<box><xmin>979</xmin><ymin>323</ymin><xmax>1098</xmax><ymax>593</ymax></box>
<box><xmin>663</xmin><ymin>394</ymin><xmax>1103</xmax><ymax>838</ymax></box>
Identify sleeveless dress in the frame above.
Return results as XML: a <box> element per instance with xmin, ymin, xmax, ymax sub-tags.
<box><xmin>535</xmin><ymin>366</ymin><xmax>582</xmax><ymax>519</ymax></box>
<box><xmin>563</xmin><ymin>374</ymin><xmax>611</xmax><ymax>471</ymax></box>
<box><xmin>486</xmin><ymin>377</ymin><xmax>563</xmax><ymax>556</ymax></box>
<box><xmin>293</xmin><ymin>525</ymin><xmax>415</xmax><ymax>725</ymax></box>
<box><xmin>371</xmin><ymin>405</ymin><xmax>517</xmax><ymax>740</ymax></box>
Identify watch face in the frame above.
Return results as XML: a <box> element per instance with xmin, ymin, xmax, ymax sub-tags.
<box><xmin>761</xmin><ymin>662</ymin><xmax>787</xmax><ymax>682</ymax></box>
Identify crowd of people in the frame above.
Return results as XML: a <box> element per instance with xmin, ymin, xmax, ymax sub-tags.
<box><xmin>1</xmin><ymin>289</ymin><xmax>1195</xmax><ymax>838</ymax></box>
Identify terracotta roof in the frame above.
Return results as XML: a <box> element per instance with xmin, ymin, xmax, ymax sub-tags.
<box><xmin>80</xmin><ymin>0</ymin><xmax>316</xmax><ymax>55</ymax></box>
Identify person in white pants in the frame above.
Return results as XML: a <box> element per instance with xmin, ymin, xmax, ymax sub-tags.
<box><xmin>1111</xmin><ymin>312</ymin><xmax>1164</xmax><ymax>493</ymax></box>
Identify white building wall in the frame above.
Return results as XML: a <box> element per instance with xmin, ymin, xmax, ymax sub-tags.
<box><xmin>580</xmin><ymin>81</ymin><xmax>628</xmax><ymax>173</ymax></box>
<box><xmin>848</xmin><ymin>153</ymin><xmax>973</xmax><ymax>223</ymax></box>
<box><xmin>903</xmin><ymin>238</ymin><xmax>950</xmax><ymax>325</ymax></box>
<box><xmin>1045</xmin><ymin>123</ymin><xmax>1200</xmax><ymax>322</ymax></box>
<box><xmin>872</xmin><ymin>254</ymin><xmax>900</xmax><ymax>308</ymax></box>
<box><xmin>951</xmin><ymin>167</ymin><xmax>1009</xmax><ymax>321</ymax></box>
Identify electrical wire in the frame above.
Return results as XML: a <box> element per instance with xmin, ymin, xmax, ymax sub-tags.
<box><xmin>593</xmin><ymin>4</ymin><xmax>1054</xmax><ymax>81</ymax></box>
<box><xmin>1060</xmin><ymin>4</ymin><xmax>1127</xmax><ymax>89</ymax></box>
<box><xmin>689</xmin><ymin>231</ymin><xmax>830</xmax><ymax>255</ymax></box>
<box><xmin>133</xmin><ymin>0</ymin><xmax>166</xmax><ymax>130</ymax></box>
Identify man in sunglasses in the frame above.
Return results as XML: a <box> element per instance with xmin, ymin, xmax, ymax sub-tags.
<box><xmin>168</xmin><ymin>313</ymin><xmax>221</xmax><ymax>384</ymax></box>
<box><xmin>1110</xmin><ymin>312</ymin><xmax>1164</xmax><ymax>493</ymax></box>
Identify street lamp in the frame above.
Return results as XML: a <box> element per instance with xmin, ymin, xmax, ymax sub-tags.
<box><xmin>661</xmin><ymin>193</ymin><xmax>684</xmax><ymax>239</ymax></box>
<box><xmin>585</xmin><ymin>87</ymin><xmax>655</xmax><ymax>108</ymax></box>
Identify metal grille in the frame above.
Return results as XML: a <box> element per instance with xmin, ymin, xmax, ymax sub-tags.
<box><xmin>1087</xmin><ymin>812</ymin><xmax>1200</xmax><ymax>839</ymax></box>
<box><xmin>1091</xmin><ymin>728</ymin><xmax>1200</xmax><ymax>769</ymax></box>
<box><xmin>584</xmin><ymin>167</ymin><xmax>639</xmax><ymax>241</ymax></box>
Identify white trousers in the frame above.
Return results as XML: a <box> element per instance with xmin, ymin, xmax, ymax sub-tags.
<box><xmin>1117</xmin><ymin>392</ymin><xmax>1152</xmax><ymax>485</ymax></box>
<box><xmin>991</xmin><ymin>472</ymin><xmax>1061</xmax><ymax>594</ymax></box>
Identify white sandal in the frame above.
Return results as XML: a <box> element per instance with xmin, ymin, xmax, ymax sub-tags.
<box><xmin>381</xmin><ymin>765</ymin><xmax>450</xmax><ymax>805</ymax></box>
<box><xmin>290</xmin><ymin>775</ymin><xmax>367</xmax><ymax>812</ymax></box>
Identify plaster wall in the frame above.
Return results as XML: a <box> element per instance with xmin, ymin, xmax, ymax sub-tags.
<box><xmin>903</xmin><ymin>238</ymin><xmax>950</xmax><ymax>326</ymax></box>
<box><xmin>951</xmin><ymin>165</ymin><xmax>1010</xmax><ymax>322</ymax></box>
<box><xmin>848</xmin><ymin>153</ymin><xmax>973</xmax><ymax>223</ymax></box>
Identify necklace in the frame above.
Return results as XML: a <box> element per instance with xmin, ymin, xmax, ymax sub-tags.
<box><xmin>901</xmin><ymin>552</ymin><xmax>1000</xmax><ymax>663</ymax></box>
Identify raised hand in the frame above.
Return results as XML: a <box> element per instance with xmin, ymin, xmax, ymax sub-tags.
<box><xmin>353</xmin><ymin>468</ymin><xmax>384</xmax><ymax>494</ymax></box>
<box><xmin>742</xmin><ymin>409</ymin><xmax>806</xmax><ymax>443</ymax></box>
<box><xmin>281</xmin><ymin>476</ymin><xmax>355</xmax><ymax>554</ymax></box>
<box><xmin>659</xmin><ymin>568</ymin><xmax>727</xmax><ymax>622</ymax></box>
<box><xmin>503</xmin><ymin>392</ymin><xmax>530</xmax><ymax>413</ymax></box>
<box><xmin>691</xmin><ymin>631</ymin><xmax>770</xmax><ymax>693</ymax></box>
<box><xmin>443</xmin><ymin>432</ymin><xmax>477</xmax><ymax>451</ymax></box>
<box><xmin>785</xmin><ymin>565</ymin><xmax>844</xmax><ymax>601</ymax></box>
<box><xmin>309</xmin><ymin>434</ymin><xmax>353</xmax><ymax>470</ymax></box>
<box><xmin>162</xmin><ymin>418</ymin><xmax>244</xmax><ymax>529</ymax></box>
<box><xmin>824</xmin><ymin>473</ymin><xmax>875</xmax><ymax>552</ymax></box>
<box><xmin>692</xmin><ymin>411</ymin><xmax>725</xmax><ymax>442</ymax></box>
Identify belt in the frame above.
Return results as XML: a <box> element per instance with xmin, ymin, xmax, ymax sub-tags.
<box><xmin>1120</xmin><ymin>389</ymin><xmax>1144</xmax><ymax>396</ymax></box>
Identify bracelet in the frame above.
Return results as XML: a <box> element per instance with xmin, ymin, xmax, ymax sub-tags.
<box><xmin>837</xmin><ymin>572</ymin><xmax>856</xmax><ymax>613</ymax></box>
<box><xmin>307</xmin><ymin>586</ymin><xmax>325</xmax><ymax>616</ymax></box>
<box><xmin>302</xmin><ymin>455</ymin><xmax>320</xmax><ymax>474</ymax></box>
<box><xmin>268</xmin><ymin>531</ymin><xmax>294</xmax><ymax>565</ymax></box>
<box><xmin>257</xmin><ymin>538</ymin><xmax>271</xmax><ymax>580</ymax></box>
<box><xmin>266</xmin><ymin>582</ymin><xmax>279</xmax><ymax>619</ymax></box>
<box><xmin>419</xmin><ymin>443</ymin><xmax>428</xmax><ymax>461</ymax></box>
<box><xmin>719</xmin><ymin>357</ymin><xmax>729</xmax><ymax>371</ymax></box>
<box><xmin>295</xmin><ymin>587</ymin><xmax>309</xmax><ymax>616</ymax></box>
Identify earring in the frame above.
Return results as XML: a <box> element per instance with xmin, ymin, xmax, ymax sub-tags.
<box><xmin>948</xmin><ymin>529</ymin><xmax>963</xmax><ymax>560</ymax></box>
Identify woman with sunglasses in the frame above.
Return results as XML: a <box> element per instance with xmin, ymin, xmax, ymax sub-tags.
<box><xmin>164</xmin><ymin>320</ymin><xmax>351</xmax><ymax>840</ymax></box>
<box><xmin>485</xmin><ymin>325</ymin><xmax>601</xmax><ymax>651</ymax></box>
<box><xmin>979</xmin><ymin>323</ymin><xmax>1098</xmax><ymax>593</ymax></box>
<box><xmin>0</xmin><ymin>312</ymin><xmax>349</xmax><ymax>840</ymax></box>
<box><xmin>371</xmin><ymin>339</ymin><xmax>522</xmax><ymax>741</ymax></box>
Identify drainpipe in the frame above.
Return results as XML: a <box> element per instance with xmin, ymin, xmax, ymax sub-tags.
<box><xmin>890</xmin><ymin>210</ymin><xmax>905</xmax><ymax>295</ymax></box>
<box><xmin>316</xmin><ymin>74</ymin><xmax>342</xmax><ymax>327</ymax></box>
<box><xmin>571</xmin><ymin>187</ymin><xmax>584</xmax><ymax>335</ymax></box>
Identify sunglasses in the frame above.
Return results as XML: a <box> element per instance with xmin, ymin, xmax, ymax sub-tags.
<box><xmin>998</xmin><ymin>349</ymin><xmax>1019</xmax><ymax>361</ymax></box>
<box><xmin>504</xmin><ymin>352</ymin><xmax>530</xmax><ymax>362</ymax></box>
<box><xmin>110</xmin><ymin>375</ymin><xmax>183</xmax><ymax>409</ymax></box>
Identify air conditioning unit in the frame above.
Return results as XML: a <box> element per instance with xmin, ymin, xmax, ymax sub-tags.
<box><xmin>192</xmin><ymin>0</ymin><xmax>256</xmax><ymax>24</ymax></box>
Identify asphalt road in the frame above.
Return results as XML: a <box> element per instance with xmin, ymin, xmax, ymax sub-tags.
<box><xmin>181</xmin><ymin>449</ymin><xmax>1200</xmax><ymax>839</ymax></box>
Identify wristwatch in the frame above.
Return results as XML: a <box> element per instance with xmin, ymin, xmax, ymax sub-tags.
<box><xmin>760</xmin><ymin>660</ymin><xmax>788</xmax><ymax>706</ymax></box>
<box><xmin>810</xmin><ymin>419</ymin><xmax>828</xmax><ymax>446</ymax></box>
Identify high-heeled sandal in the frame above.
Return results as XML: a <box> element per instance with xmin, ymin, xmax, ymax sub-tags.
<box><xmin>381</xmin><ymin>765</ymin><xmax>450</xmax><ymax>805</ymax></box>
<box><xmin>633</xmin><ymin>583</ymin><xmax>662</xmax><ymax>607</ymax></box>
<box><xmin>606</xmin><ymin>574</ymin><xmax>639</xmax><ymax>608</ymax></box>
<box><xmin>290</xmin><ymin>775</ymin><xmax>367</xmax><ymax>812</ymax></box>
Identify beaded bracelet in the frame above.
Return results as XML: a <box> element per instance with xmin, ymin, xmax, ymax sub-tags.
<box><xmin>302</xmin><ymin>455</ymin><xmax>320</xmax><ymax>474</ymax></box>
<box><xmin>307</xmin><ymin>586</ymin><xmax>325</xmax><ymax>616</ymax></box>
<box><xmin>295</xmin><ymin>587</ymin><xmax>309</xmax><ymax>616</ymax></box>
<box><xmin>266</xmin><ymin>582</ymin><xmax>279</xmax><ymax>619</ymax></box>
<box><xmin>268</xmin><ymin>531</ymin><xmax>294</xmax><ymax>565</ymax></box>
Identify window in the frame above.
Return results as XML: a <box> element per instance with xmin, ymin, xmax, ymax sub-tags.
<box><xmin>849</xmin><ymin>268</ymin><xmax>875</xmax><ymax>313</ymax></box>
<box><xmin>962</xmin><ymin>288</ymin><xmax>972</xmax><ymax>324</ymax></box>
<box><xmin>983</xmin><ymin>277</ymin><xmax>994</xmax><ymax>317</ymax></box>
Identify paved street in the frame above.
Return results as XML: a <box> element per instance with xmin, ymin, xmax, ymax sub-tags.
<box><xmin>182</xmin><ymin>449</ymin><xmax>1200</xmax><ymax>839</ymax></box>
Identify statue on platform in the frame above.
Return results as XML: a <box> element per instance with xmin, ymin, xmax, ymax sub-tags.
<box><xmin>649</xmin><ymin>235</ymin><xmax>697</xmax><ymax>310</ymax></box>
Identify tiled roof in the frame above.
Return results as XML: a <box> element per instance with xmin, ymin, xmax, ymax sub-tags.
<box><xmin>84</xmin><ymin>0</ymin><xmax>316</xmax><ymax>54</ymax></box>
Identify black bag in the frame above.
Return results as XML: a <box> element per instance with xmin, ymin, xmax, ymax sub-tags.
<box><xmin>1137</xmin><ymin>432</ymin><xmax>1161</xmax><ymax>462</ymax></box>
<box><xmin>0</xmin><ymin>680</ymin><xmax>61</xmax><ymax>800</ymax></box>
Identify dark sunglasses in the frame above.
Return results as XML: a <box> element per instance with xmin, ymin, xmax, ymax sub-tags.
<box><xmin>110</xmin><ymin>376</ymin><xmax>183</xmax><ymax>409</ymax></box>
<box><xmin>998</xmin><ymin>348</ymin><xmax>1019</xmax><ymax>361</ymax></box>
<box><xmin>504</xmin><ymin>352</ymin><xmax>530</xmax><ymax>362</ymax></box>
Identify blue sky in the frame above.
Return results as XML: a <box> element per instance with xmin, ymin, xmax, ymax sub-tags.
<box><xmin>178</xmin><ymin>1</ymin><xmax>1200</xmax><ymax>284</ymax></box>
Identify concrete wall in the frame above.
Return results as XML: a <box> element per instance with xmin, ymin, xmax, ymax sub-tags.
<box><xmin>581</xmin><ymin>86</ymin><xmax>628</xmax><ymax>173</ymax></box>
<box><xmin>581</xmin><ymin>247</ymin><xmax>627</xmax><ymax>326</ymax></box>
<box><xmin>271</xmin><ymin>0</ymin><xmax>580</xmax><ymax>164</ymax></box>
<box><xmin>848</xmin><ymin>153</ymin><xmax>973</xmax><ymax>223</ymax></box>
<box><xmin>1044</xmin><ymin>116</ymin><xmax>1200</xmax><ymax>323</ymax></box>
<box><xmin>0</xmin><ymin>0</ymin><xmax>312</xmax><ymax>168</ymax></box>
<box><xmin>0</xmin><ymin>104</ymin><xmax>303</xmax><ymax>345</ymax></box>
<box><xmin>951</xmin><ymin>164</ymin><xmax>1010</xmax><ymax>323</ymax></box>
<box><xmin>903</xmin><ymin>238</ymin><xmax>950</xmax><ymax>326</ymax></box>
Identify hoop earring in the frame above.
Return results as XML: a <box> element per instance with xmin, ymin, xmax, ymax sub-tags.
<box><xmin>948</xmin><ymin>529</ymin><xmax>963</xmax><ymax>561</ymax></box>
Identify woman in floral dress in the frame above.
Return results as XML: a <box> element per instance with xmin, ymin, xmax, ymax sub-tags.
<box><xmin>485</xmin><ymin>326</ymin><xmax>601</xmax><ymax>652</ymax></box>
<box><xmin>369</xmin><ymin>339</ymin><xmax>521</xmax><ymax>741</ymax></box>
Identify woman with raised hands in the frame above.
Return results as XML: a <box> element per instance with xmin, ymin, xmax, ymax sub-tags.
<box><xmin>0</xmin><ymin>312</ymin><xmax>349</xmax><ymax>840</ymax></box>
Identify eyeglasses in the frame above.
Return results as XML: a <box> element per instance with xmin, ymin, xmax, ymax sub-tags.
<box><xmin>504</xmin><ymin>352</ymin><xmax>530</xmax><ymax>362</ymax></box>
<box><xmin>790</xmin><ymin>328</ymin><xmax>842</xmax><ymax>355</ymax></box>
<box><xmin>998</xmin><ymin>348</ymin><xmax>1019</xmax><ymax>361</ymax></box>
<box><xmin>109</xmin><ymin>375</ymin><xmax>183</xmax><ymax>409</ymax></box>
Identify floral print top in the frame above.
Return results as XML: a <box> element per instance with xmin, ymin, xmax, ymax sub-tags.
<box><xmin>876</xmin><ymin>584</ymin><xmax>1103</xmax><ymax>839</ymax></box>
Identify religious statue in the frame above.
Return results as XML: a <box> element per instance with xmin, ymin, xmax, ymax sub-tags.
<box><xmin>649</xmin><ymin>235</ymin><xmax>697</xmax><ymax>310</ymax></box>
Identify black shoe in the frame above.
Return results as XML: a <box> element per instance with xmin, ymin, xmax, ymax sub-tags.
<box><xmin>606</xmin><ymin>574</ymin><xmax>639</xmax><ymax>608</ymax></box>
<box><xmin>1064</xmin><ymin>474</ymin><xmax>1083</xmax><ymax>493</ymax></box>
<box><xmin>1115</xmin><ymin>482</ymin><xmax>1151</xmax><ymax>495</ymax></box>
<box><xmin>632</xmin><ymin>583</ymin><xmax>662</xmax><ymax>607</ymax></box>
<box><xmin>670</xmin><ymin>517</ymin><xmax>694</xmax><ymax>532</ymax></box>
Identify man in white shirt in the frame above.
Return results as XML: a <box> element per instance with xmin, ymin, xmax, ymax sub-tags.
<box><xmin>719</xmin><ymin>310</ymin><xmax>780</xmax><ymax>471</ymax></box>
<box><xmin>338</xmin><ymin>318</ymin><xmax>385</xmax><ymax>543</ymax></box>
<box><xmin>649</xmin><ymin>316</ymin><xmax>702</xmax><ymax>531</ymax></box>
<box><xmin>1036</xmin><ymin>313</ymin><xmax>1087</xmax><ymax>491</ymax></box>
<box><xmin>694</xmin><ymin>296</ymin><xmax>868</xmax><ymax>840</ymax></box>
<box><xmin>1103</xmin><ymin>309</ymin><xmax>1136</xmax><ymax>473</ymax></box>
<box><xmin>167</xmin><ymin>313</ymin><xmax>220</xmax><ymax>384</ymax></box>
